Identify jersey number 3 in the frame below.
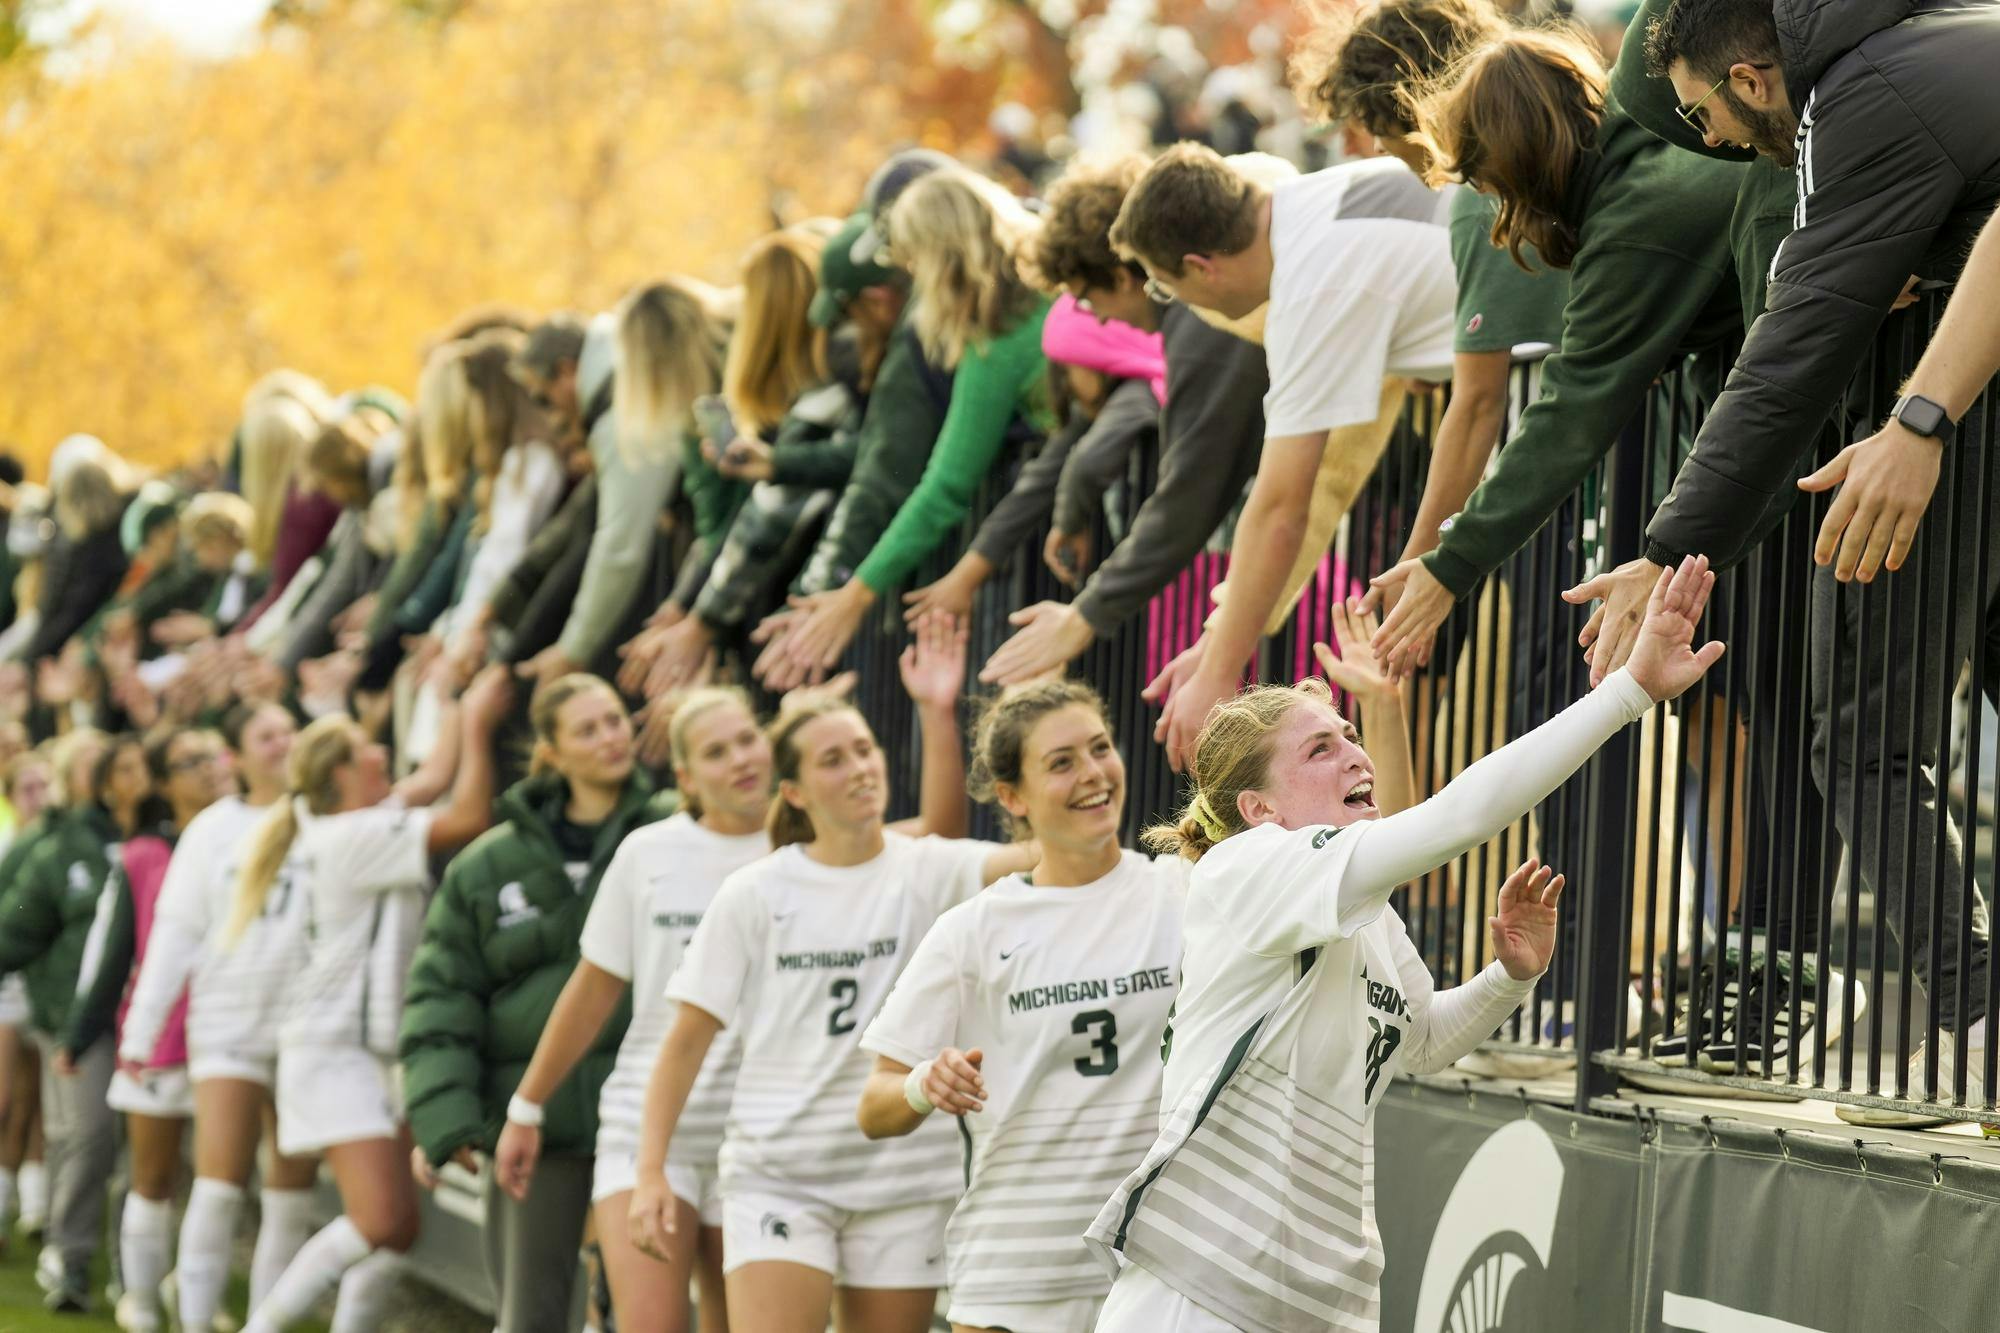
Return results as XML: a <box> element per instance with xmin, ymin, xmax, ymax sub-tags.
<box><xmin>1072</xmin><ymin>1009</ymin><xmax>1119</xmax><ymax>1078</ymax></box>
<box><xmin>827</xmin><ymin>979</ymin><xmax>859</xmax><ymax>1036</ymax></box>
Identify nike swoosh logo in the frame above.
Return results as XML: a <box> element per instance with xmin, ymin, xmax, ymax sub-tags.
<box><xmin>772</xmin><ymin>910</ymin><xmax>797</xmax><ymax>922</ymax></box>
<box><xmin>999</xmin><ymin>943</ymin><xmax>1027</xmax><ymax>960</ymax></box>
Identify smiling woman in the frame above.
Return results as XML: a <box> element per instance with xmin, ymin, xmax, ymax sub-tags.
<box><xmin>856</xmin><ymin>679</ymin><xmax>1189</xmax><ymax>1333</ymax></box>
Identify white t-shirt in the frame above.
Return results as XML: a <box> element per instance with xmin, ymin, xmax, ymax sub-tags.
<box><xmin>1262</xmin><ymin>158</ymin><xmax>1458</xmax><ymax>437</ymax></box>
<box><xmin>280</xmin><ymin>800</ymin><xmax>435</xmax><ymax>1056</ymax></box>
<box><xmin>580</xmin><ymin>813</ymin><xmax>770</xmax><ymax>1168</ymax></box>
<box><xmin>665</xmin><ymin>830</ymin><xmax>997</xmax><ymax>1212</ymax></box>
<box><xmin>862</xmin><ymin>850</ymin><xmax>1189</xmax><ymax>1306</ymax></box>
<box><xmin>120</xmin><ymin>796</ymin><xmax>311</xmax><ymax>1067</ymax></box>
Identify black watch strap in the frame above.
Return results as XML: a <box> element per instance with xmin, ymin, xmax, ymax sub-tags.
<box><xmin>1892</xmin><ymin>393</ymin><xmax>1954</xmax><ymax>443</ymax></box>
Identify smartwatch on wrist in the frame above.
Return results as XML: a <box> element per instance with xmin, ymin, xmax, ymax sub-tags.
<box><xmin>1891</xmin><ymin>393</ymin><xmax>1954</xmax><ymax>444</ymax></box>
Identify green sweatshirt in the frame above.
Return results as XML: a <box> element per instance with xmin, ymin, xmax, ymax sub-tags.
<box><xmin>0</xmin><ymin>806</ymin><xmax>119</xmax><ymax>1035</ymax></box>
<box><xmin>1422</xmin><ymin>91</ymin><xmax>1745</xmax><ymax>598</ymax></box>
<box><xmin>853</xmin><ymin>297</ymin><xmax>1054</xmax><ymax>594</ymax></box>
<box><xmin>399</xmin><ymin>772</ymin><xmax>677</xmax><ymax>1166</ymax></box>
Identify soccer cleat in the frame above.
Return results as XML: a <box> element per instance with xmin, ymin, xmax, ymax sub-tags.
<box><xmin>1835</xmin><ymin>1035</ymin><xmax>1990</xmax><ymax>1129</ymax></box>
<box><xmin>116</xmin><ymin>1290</ymin><xmax>162</xmax><ymax>1333</ymax></box>
<box><xmin>45</xmin><ymin>1265</ymin><xmax>93</xmax><ymax>1314</ymax></box>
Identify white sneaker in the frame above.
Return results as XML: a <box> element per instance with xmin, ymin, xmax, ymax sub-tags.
<box><xmin>1835</xmin><ymin>1032</ymin><xmax>1989</xmax><ymax>1128</ymax></box>
<box><xmin>35</xmin><ymin>1243</ymin><xmax>64</xmax><ymax>1294</ymax></box>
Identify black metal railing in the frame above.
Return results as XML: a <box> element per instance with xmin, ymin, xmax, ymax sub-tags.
<box><xmin>760</xmin><ymin>288</ymin><xmax>1995</xmax><ymax>1128</ymax></box>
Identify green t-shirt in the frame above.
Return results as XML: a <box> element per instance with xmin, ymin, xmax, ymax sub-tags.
<box><xmin>1449</xmin><ymin>190</ymin><xmax>1570</xmax><ymax>354</ymax></box>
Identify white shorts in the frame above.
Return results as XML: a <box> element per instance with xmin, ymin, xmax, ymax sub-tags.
<box><xmin>188</xmin><ymin>1048</ymin><xmax>277</xmax><ymax>1088</ymax></box>
<box><xmin>275</xmin><ymin>1046</ymin><xmax>402</xmax><ymax>1156</ymax></box>
<box><xmin>589</xmin><ymin>1148</ymin><xmax>724</xmax><ymax>1228</ymax></box>
<box><xmin>107</xmin><ymin>1067</ymin><xmax>194</xmax><ymax>1119</ymax></box>
<box><xmin>721</xmin><ymin>1187</ymin><xmax>951</xmax><ymax>1288</ymax></box>
<box><xmin>947</xmin><ymin>1294</ymin><xmax>1106</xmax><ymax>1333</ymax></box>
<box><xmin>0</xmin><ymin>975</ymin><xmax>29</xmax><ymax>1028</ymax></box>
<box><xmin>1095</xmin><ymin>1265</ymin><xmax>1242</xmax><ymax>1333</ymax></box>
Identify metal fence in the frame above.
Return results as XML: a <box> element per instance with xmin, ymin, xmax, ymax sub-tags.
<box><xmin>794</xmin><ymin>288</ymin><xmax>1997</xmax><ymax>1128</ymax></box>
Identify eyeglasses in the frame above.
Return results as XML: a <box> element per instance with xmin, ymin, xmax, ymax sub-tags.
<box><xmin>1142</xmin><ymin>272</ymin><xmax>1177</xmax><ymax>304</ymax></box>
<box><xmin>168</xmin><ymin>751</ymin><xmax>220</xmax><ymax>774</ymax></box>
<box><xmin>1675</xmin><ymin>65</ymin><xmax>1770</xmax><ymax>135</ymax></box>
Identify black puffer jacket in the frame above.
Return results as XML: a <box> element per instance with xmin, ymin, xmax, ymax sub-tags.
<box><xmin>1645</xmin><ymin>0</ymin><xmax>2000</xmax><ymax>568</ymax></box>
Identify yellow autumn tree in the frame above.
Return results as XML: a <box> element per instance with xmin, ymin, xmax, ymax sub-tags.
<box><xmin>0</xmin><ymin>0</ymin><xmax>937</xmax><ymax>476</ymax></box>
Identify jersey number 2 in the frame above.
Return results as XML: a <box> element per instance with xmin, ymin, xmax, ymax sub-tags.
<box><xmin>827</xmin><ymin>979</ymin><xmax>859</xmax><ymax>1036</ymax></box>
<box><xmin>1073</xmin><ymin>1009</ymin><xmax>1119</xmax><ymax>1077</ymax></box>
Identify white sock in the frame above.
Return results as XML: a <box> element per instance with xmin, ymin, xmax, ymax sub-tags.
<box><xmin>328</xmin><ymin>1248</ymin><xmax>402</xmax><ymax>1333</ymax></box>
<box><xmin>18</xmin><ymin>1159</ymin><xmax>47</xmax><ymax>1226</ymax></box>
<box><xmin>242</xmin><ymin>1215</ymin><xmax>372</xmax><ymax>1333</ymax></box>
<box><xmin>0</xmin><ymin>1166</ymin><xmax>17</xmax><ymax>1228</ymax></box>
<box><xmin>251</xmin><ymin>1187</ymin><xmax>321</xmax><ymax>1312</ymax></box>
<box><xmin>120</xmin><ymin>1194</ymin><xmax>175</xmax><ymax>1330</ymax></box>
<box><xmin>176</xmin><ymin>1178</ymin><xmax>244</xmax><ymax>1332</ymax></box>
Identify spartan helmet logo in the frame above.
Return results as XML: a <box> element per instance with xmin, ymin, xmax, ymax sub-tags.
<box><xmin>760</xmin><ymin>1212</ymin><xmax>791</xmax><ymax>1241</ymax></box>
<box><xmin>1414</xmin><ymin>1119</ymin><xmax>1563</xmax><ymax>1332</ymax></box>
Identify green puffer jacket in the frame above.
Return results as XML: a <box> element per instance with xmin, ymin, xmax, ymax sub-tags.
<box><xmin>399</xmin><ymin>771</ymin><xmax>677</xmax><ymax>1167</ymax></box>
<box><xmin>0</xmin><ymin>805</ymin><xmax>119</xmax><ymax>1036</ymax></box>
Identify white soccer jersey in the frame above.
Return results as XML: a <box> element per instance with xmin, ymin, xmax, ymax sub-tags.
<box><xmin>279</xmin><ymin>800</ymin><xmax>434</xmax><ymax>1056</ymax></box>
<box><xmin>1085</xmin><ymin>670</ymin><xmax>1653</xmax><ymax>1331</ymax></box>
<box><xmin>581</xmin><ymin>813</ymin><xmax>769</xmax><ymax>1170</ymax></box>
<box><xmin>119</xmin><ymin>796</ymin><xmax>310</xmax><ymax>1069</ymax></box>
<box><xmin>665</xmin><ymin>830</ymin><xmax>998</xmax><ymax>1212</ymax></box>
<box><xmin>861</xmin><ymin>850</ymin><xmax>1189</xmax><ymax>1308</ymax></box>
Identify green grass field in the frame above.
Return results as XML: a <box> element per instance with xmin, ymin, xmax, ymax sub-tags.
<box><xmin>0</xmin><ymin>1229</ymin><xmax>329</xmax><ymax>1333</ymax></box>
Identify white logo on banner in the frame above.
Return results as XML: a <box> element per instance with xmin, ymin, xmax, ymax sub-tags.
<box><xmin>1414</xmin><ymin>1119</ymin><xmax>1564</xmax><ymax>1332</ymax></box>
<box><xmin>1414</xmin><ymin>1120</ymin><xmax>1834</xmax><ymax>1333</ymax></box>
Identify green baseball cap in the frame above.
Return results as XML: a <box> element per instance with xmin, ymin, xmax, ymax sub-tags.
<box><xmin>810</xmin><ymin>213</ymin><xmax>901</xmax><ymax>328</ymax></box>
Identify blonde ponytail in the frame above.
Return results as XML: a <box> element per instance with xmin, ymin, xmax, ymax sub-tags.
<box><xmin>224</xmin><ymin>715</ymin><xmax>362</xmax><ymax>946</ymax></box>
<box><xmin>1141</xmin><ymin>678</ymin><xmax>1337</xmax><ymax>863</ymax></box>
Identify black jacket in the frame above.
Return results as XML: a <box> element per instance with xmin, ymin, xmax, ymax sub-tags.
<box><xmin>1646</xmin><ymin>0</ymin><xmax>2000</xmax><ymax>567</ymax></box>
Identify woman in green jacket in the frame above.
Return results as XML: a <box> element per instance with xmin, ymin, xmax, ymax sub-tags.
<box><xmin>399</xmin><ymin>672</ymin><xmax>670</xmax><ymax>1333</ymax></box>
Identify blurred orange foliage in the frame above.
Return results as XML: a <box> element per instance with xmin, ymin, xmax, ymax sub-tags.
<box><xmin>0</xmin><ymin>0</ymin><xmax>949</xmax><ymax>476</ymax></box>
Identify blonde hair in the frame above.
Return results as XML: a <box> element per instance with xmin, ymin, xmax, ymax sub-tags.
<box><xmin>1143</xmin><ymin>678</ymin><xmax>1338</xmax><ymax>862</ymax></box>
<box><xmin>724</xmin><ymin>228</ymin><xmax>828</xmax><ymax>435</ymax></box>
<box><xmin>887</xmin><ymin>168</ymin><xmax>1043</xmax><ymax>369</ymax></box>
<box><xmin>527</xmin><ymin>673</ymin><xmax>625</xmax><ymax>778</ymax></box>
<box><xmin>48</xmin><ymin>727</ymin><xmax>110</xmax><ymax>808</ymax></box>
<box><xmin>614</xmin><ymin>279</ymin><xmax>727</xmax><ymax>466</ymax></box>
<box><xmin>1412</xmin><ymin>25</ymin><xmax>1607</xmax><ymax>270</ymax></box>
<box><xmin>419</xmin><ymin>331</ymin><xmax>527</xmax><ymax>532</ymax></box>
<box><xmin>54</xmin><ymin>458</ymin><xmax>131</xmax><ymax>540</ymax></box>
<box><xmin>182</xmin><ymin>492</ymin><xmax>252</xmax><ymax>549</ymax></box>
<box><xmin>225</xmin><ymin>715</ymin><xmax>362</xmax><ymax>945</ymax></box>
<box><xmin>667</xmin><ymin>685</ymin><xmax>759</xmax><ymax>819</ymax></box>
<box><xmin>238</xmin><ymin>370</ymin><xmax>334</xmax><ymax>566</ymax></box>
<box><xmin>764</xmin><ymin>696</ymin><xmax>866</xmax><ymax>850</ymax></box>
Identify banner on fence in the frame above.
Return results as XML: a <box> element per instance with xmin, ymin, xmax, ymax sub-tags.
<box><xmin>1374</xmin><ymin>1080</ymin><xmax>2000</xmax><ymax>1333</ymax></box>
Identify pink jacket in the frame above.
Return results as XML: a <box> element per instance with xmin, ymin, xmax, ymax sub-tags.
<box><xmin>1041</xmin><ymin>292</ymin><xmax>1168</xmax><ymax>404</ymax></box>
<box><xmin>118</xmin><ymin>836</ymin><xmax>190</xmax><ymax>1069</ymax></box>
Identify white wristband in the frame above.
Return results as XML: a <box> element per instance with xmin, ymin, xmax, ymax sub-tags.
<box><xmin>506</xmin><ymin>1093</ymin><xmax>545</xmax><ymax>1128</ymax></box>
<box><xmin>904</xmin><ymin>1061</ymin><xmax>935</xmax><ymax>1115</ymax></box>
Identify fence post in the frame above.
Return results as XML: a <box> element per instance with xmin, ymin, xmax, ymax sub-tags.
<box><xmin>1573</xmin><ymin>417</ymin><xmax>1649</xmax><ymax>1111</ymax></box>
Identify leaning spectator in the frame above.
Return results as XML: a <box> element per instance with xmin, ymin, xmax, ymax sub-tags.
<box><xmin>273</xmin><ymin>410</ymin><xmax>403</xmax><ymax>673</ymax></box>
<box><xmin>19</xmin><ymin>437</ymin><xmax>139</xmax><ymax>666</ymax></box>
<box><xmin>234</xmin><ymin>371</ymin><xmax>339</xmax><ymax>634</ymax></box>
<box><xmin>909</xmin><ymin>292</ymin><xmax>1162</xmax><ymax>630</ymax></box>
<box><xmin>979</xmin><ymin>154</ymin><xmax>1269</xmax><ymax>686</ymax></box>
<box><xmin>770</xmin><ymin>168</ymin><xmax>1054</xmax><ymax>682</ymax></box>
<box><xmin>1578</xmin><ymin>0</ymin><xmax>2000</xmax><ymax>1125</ymax></box>
<box><xmin>1108</xmin><ymin>142</ymin><xmax>1457</xmax><ymax>766</ymax></box>
<box><xmin>523</xmin><ymin>280</ymin><xmax>729</xmax><ymax>688</ymax></box>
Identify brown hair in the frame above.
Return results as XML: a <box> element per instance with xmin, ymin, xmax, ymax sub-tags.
<box><xmin>305</xmin><ymin>416</ymin><xmax>375</xmax><ymax>505</ymax></box>
<box><xmin>1028</xmin><ymin>156</ymin><xmax>1150</xmax><ymax>294</ymax></box>
<box><xmin>528</xmin><ymin>674</ymin><xmax>624</xmax><ymax>778</ymax></box>
<box><xmin>968</xmin><ymin>680</ymin><xmax>1112</xmax><ymax>839</ymax></box>
<box><xmin>227</xmin><ymin>715</ymin><xmax>363</xmax><ymax>945</ymax></box>
<box><xmin>1108</xmin><ymin>142</ymin><xmax>1263</xmax><ymax>278</ymax></box>
<box><xmin>667</xmin><ymin>686</ymin><xmax>759</xmax><ymax>820</ymax></box>
<box><xmin>1143</xmin><ymin>678</ymin><xmax>1338</xmax><ymax>862</ymax></box>
<box><xmin>724</xmin><ymin>228</ymin><xmax>828</xmax><ymax>435</ymax></box>
<box><xmin>1413</xmin><ymin>26</ymin><xmax>1606</xmax><ymax>270</ymax></box>
<box><xmin>1290</xmin><ymin>0</ymin><xmax>1506</xmax><ymax>136</ymax></box>
<box><xmin>764</xmin><ymin>696</ymin><xmax>866</xmax><ymax>850</ymax></box>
